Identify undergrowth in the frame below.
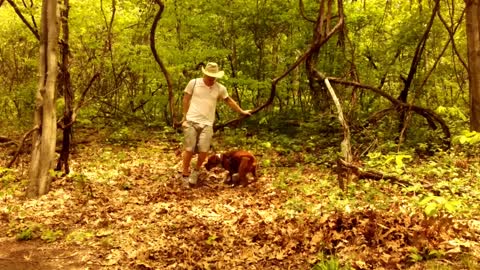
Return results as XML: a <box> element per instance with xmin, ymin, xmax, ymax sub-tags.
<box><xmin>0</xmin><ymin>113</ymin><xmax>479</xmax><ymax>269</ymax></box>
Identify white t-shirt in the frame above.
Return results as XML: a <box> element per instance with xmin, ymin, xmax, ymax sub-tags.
<box><xmin>184</xmin><ymin>78</ymin><xmax>228</xmax><ymax>126</ymax></box>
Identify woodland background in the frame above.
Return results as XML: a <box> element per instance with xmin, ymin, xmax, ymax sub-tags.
<box><xmin>0</xmin><ymin>0</ymin><xmax>480</xmax><ymax>269</ymax></box>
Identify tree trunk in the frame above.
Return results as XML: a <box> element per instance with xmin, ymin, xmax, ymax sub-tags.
<box><xmin>150</xmin><ymin>0</ymin><xmax>175</xmax><ymax>126</ymax></box>
<box><xmin>27</xmin><ymin>0</ymin><xmax>58</xmax><ymax>198</ymax></box>
<box><xmin>466</xmin><ymin>0</ymin><xmax>480</xmax><ymax>131</ymax></box>
<box><xmin>56</xmin><ymin>0</ymin><xmax>72</xmax><ymax>174</ymax></box>
<box><xmin>397</xmin><ymin>0</ymin><xmax>439</xmax><ymax>135</ymax></box>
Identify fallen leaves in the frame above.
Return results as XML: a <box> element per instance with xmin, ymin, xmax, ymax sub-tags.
<box><xmin>0</xmin><ymin>139</ymin><xmax>479</xmax><ymax>269</ymax></box>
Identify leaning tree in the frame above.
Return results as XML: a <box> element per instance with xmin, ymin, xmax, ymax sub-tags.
<box><xmin>27</xmin><ymin>0</ymin><xmax>59</xmax><ymax>197</ymax></box>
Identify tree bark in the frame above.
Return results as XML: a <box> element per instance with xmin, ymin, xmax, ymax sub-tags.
<box><xmin>150</xmin><ymin>0</ymin><xmax>175</xmax><ymax>127</ymax></box>
<box><xmin>27</xmin><ymin>0</ymin><xmax>58</xmax><ymax>198</ymax></box>
<box><xmin>466</xmin><ymin>0</ymin><xmax>480</xmax><ymax>131</ymax></box>
<box><xmin>324</xmin><ymin>78</ymin><xmax>353</xmax><ymax>190</ymax></box>
<box><xmin>56</xmin><ymin>0</ymin><xmax>72</xmax><ymax>174</ymax></box>
<box><xmin>397</xmin><ymin>0</ymin><xmax>440</xmax><ymax>134</ymax></box>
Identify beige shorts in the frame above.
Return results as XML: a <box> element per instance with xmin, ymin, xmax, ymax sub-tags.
<box><xmin>183</xmin><ymin>121</ymin><xmax>213</xmax><ymax>153</ymax></box>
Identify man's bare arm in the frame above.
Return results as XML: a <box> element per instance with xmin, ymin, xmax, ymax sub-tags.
<box><xmin>224</xmin><ymin>97</ymin><xmax>251</xmax><ymax>116</ymax></box>
<box><xmin>182</xmin><ymin>93</ymin><xmax>192</xmax><ymax>122</ymax></box>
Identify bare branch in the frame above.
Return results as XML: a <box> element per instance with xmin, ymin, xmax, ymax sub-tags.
<box><xmin>338</xmin><ymin>159</ymin><xmax>410</xmax><ymax>186</ymax></box>
<box><xmin>319</xmin><ymin>75</ymin><xmax>451</xmax><ymax>147</ymax></box>
<box><xmin>299</xmin><ymin>0</ymin><xmax>316</xmax><ymax>23</ymax></box>
<box><xmin>438</xmin><ymin>8</ymin><xmax>468</xmax><ymax>71</ymax></box>
<box><xmin>6</xmin><ymin>0</ymin><xmax>39</xmax><ymax>40</ymax></box>
<box><xmin>7</xmin><ymin>126</ymin><xmax>39</xmax><ymax>168</ymax></box>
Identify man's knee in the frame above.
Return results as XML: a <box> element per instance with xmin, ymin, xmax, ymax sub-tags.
<box><xmin>183</xmin><ymin>129</ymin><xmax>198</xmax><ymax>152</ymax></box>
<box><xmin>197</xmin><ymin>127</ymin><xmax>213</xmax><ymax>152</ymax></box>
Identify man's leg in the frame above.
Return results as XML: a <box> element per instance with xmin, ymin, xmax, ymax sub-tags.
<box><xmin>182</xmin><ymin>122</ymin><xmax>197</xmax><ymax>178</ymax></box>
<box><xmin>196</xmin><ymin>152</ymin><xmax>208</xmax><ymax>171</ymax></box>
<box><xmin>182</xmin><ymin>151</ymin><xmax>194</xmax><ymax>176</ymax></box>
<box><xmin>189</xmin><ymin>125</ymin><xmax>213</xmax><ymax>184</ymax></box>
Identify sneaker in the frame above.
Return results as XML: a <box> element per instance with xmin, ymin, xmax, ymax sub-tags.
<box><xmin>181</xmin><ymin>175</ymin><xmax>190</xmax><ymax>187</ymax></box>
<box><xmin>189</xmin><ymin>170</ymin><xmax>199</xmax><ymax>185</ymax></box>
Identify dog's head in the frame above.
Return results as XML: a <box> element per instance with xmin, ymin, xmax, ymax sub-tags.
<box><xmin>205</xmin><ymin>153</ymin><xmax>222</xmax><ymax>171</ymax></box>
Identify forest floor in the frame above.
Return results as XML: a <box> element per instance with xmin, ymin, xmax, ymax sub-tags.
<box><xmin>0</xmin><ymin>127</ymin><xmax>480</xmax><ymax>269</ymax></box>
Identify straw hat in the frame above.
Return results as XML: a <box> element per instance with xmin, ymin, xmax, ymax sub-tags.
<box><xmin>201</xmin><ymin>62</ymin><xmax>224</xmax><ymax>78</ymax></box>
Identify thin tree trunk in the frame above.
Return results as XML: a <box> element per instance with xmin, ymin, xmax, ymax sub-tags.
<box><xmin>150</xmin><ymin>0</ymin><xmax>175</xmax><ymax>126</ymax></box>
<box><xmin>56</xmin><ymin>0</ymin><xmax>72</xmax><ymax>174</ymax></box>
<box><xmin>396</xmin><ymin>0</ymin><xmax>440</xmax><ymax>143</ymax></box>
<box><xmin>397</xmin><ymin>0</ymin><xmax>439</xmax><ymax>104</ymax></box>
<box><xmin>27</xmin><ymin>0</ymin><xmax>58</xmax><ymax>198</ymax></box>
<box><xmin>466</xmin><ymin>0</ymin><xmax>480</xmax><ymax>131</ymax></box>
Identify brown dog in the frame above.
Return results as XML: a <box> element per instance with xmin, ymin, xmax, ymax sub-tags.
<box><xmin>204</xmin><ymin>150</ymin><xmax>258</xmax><ymax>186</ymax></box>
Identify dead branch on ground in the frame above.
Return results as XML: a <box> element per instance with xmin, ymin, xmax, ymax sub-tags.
<box><xmin>7</xmin><ymin>126</ymin><xmax>39</xmax><ymax>168</ymax></box>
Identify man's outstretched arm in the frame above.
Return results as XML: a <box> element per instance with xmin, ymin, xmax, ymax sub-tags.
<box><xmin>224</xmin><ymin>97</ymin><xmax>251</xmax><ymax>116</ymax></box>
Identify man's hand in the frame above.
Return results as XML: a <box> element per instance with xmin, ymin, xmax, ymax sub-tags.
<box><xmin>241</xmin><ymin>109</ymin><xmax>252</xmax><ymax>116</ymax></box>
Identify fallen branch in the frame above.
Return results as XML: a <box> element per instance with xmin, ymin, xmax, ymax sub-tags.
<box><xmin>7</xmin><ymin>126</ymin><xmax>39</xmax><ymax>168</ymax></box>
<box><xmin>0</xmin><ymin>136</ymin><xmax>13</xmax><ymax>143</ymax></box>
<box><xmin>338</xmin><ymin>159</ymin><xmax>410</xmax><ymax>187</ymax></box>
<box><xmin>0</xmin><ymin>141</ymin><xmax>17</xmax><ymax>147</ymax></box>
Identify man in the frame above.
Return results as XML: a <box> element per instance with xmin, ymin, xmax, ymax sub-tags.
<box><xmin>181</xmin><ymin>62</ymin><xmax>251</xmax><ymax>186</ymax></box>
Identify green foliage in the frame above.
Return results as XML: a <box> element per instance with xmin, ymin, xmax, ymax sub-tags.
<box><xmin>452</xmin><ymin>130</ymin><xmax>480</xmax><ymax>145</ymax></box>
<box><xmin>14</xmin><ymin>221</ymin><xmax>41</xmax><ymax>241</ymax></box>
<box><xmin>16</xmin><ymin>228</ymin><xmax>33</xmax><ymax>241</ymax></box>
<box><xmin>41</xmin><ymin>229</ymin><xmax>64</xmax><ymax>243</ymax></box>
<box><xmin>418</xmin><ymin>195</ymin><xmax>463</xmax><ymax>217</ymax></box>
<box><xmin>205</xmin><ymin>234</ymin><xmax>218</xmax><ymax>245</ymax></box>
<box><xmin>107</xmin><ymin>127</ymin><xmax>133</xmax><ymax>145</ymax></box>
<box><xmin>408</xmin><ymin>247</ymin><xmax>444</xmax><ymax>262</ymax></box>
<box><xmin>312</xmin><ymin>256</ymin><xmax>348</xmax><ymax>270</ymax></box>
<box><xmin>0</xmin><ymin>167</ymin><xmax>20</xmax><ymax>199</ymax></box>
<box><xmin>272</xmin><ymin>171</ymin><xmax>293</xmax><ymax>190</ymax></box>
<box><xmin>0</xmin><ymin>0</ymin><xmax>472</xmax><ymax>141</ymax></box>
<box><xmin>66</xmin><ymin>230</ymin><xmax>95</xmax><ymax>244</ymax></box>
<box><xmin>436</xmin><ymin>106</ymin><xmax>470</xmax><ymax>135</ymax></box>
<box><xmin>0</xmin><ymin>167</ymin><xmax>15</xmax><ymax>187</ymax></box>
<box><xmin>365</xmin><ymin>151</ymin><xmax>413</xmax><ymax>175</ymax></box>
<box><xmin>284</xmin><ymin>197</ymin><xmax>307</xmax><ymax>213</ymax></box>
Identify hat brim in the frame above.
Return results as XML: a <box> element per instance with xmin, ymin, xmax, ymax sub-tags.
<box><xmin>202</xmin><ymin>67</ymin><xmax>224</xmax><ymax>78</ymax></box>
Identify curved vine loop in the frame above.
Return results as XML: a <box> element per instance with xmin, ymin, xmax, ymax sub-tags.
<box><xmin>150</xmin><ymin>0</ymin><xmax>175</xmax><ymax>127</ymax></box>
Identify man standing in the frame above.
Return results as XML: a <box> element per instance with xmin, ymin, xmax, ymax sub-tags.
<box><xmin>181</xmin><ymin>62</ymin><xmax>251</xmax><ymax>186</ymax></box>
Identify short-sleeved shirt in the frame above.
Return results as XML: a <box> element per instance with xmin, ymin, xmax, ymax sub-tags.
<box><xmin>184</xmin><ymin>78</ymin><xmax>228</xmax><ymax>126</ymax></box>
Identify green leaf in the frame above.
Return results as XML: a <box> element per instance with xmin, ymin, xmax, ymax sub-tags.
<box><xmin>424</xmin><ymin>202</ymin><xmax>438</xmax><ymax>217</ymax></box>
<box><xmin>262</xmin><ymin>142</ymin><xmax>272</xmax><ymax>149</ymax></box>
<box><xmin>444</xmin><ymin>200</ymin><xmax>460</xmax><ymax>213</ymax></box>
